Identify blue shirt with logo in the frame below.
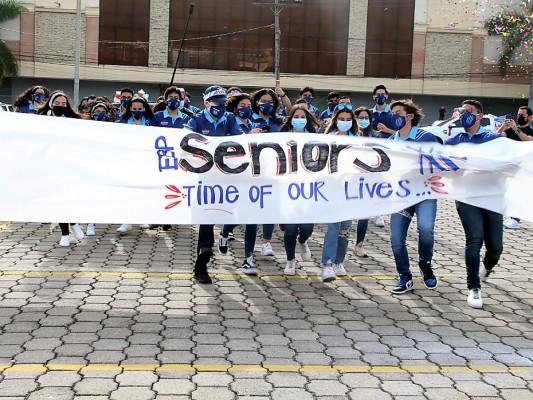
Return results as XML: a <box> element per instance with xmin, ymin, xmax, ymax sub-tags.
<box><xmin>251</xmin><ymin>113</ymin><xmax>283</xmax><ymax>132</ymax></box>
<box><xmin>116</xmin><ymin>116</ymin><xmax>151</xmax><ymax>125</ymax></box>
<box><xmin>185</xmin><ymin>109</ymin><xmax>244</xmax><ymax>136</ymax></box>
<box><xmin>150</xmin><ymin>109</ymin><xmax>190</xmax><ymax>128</ymax></box>
<box><xmin>445</xmin><ymin>127</ymin><xmax>502</xmax><ymax>145</ymax></box>
<box><xmin>371</xmin><ymin>104</ymin><xmax>395</xmax><ymax>138</ymax></box>
<box><xmin>392</xmin><ymin>126</ymin><xmax>438</xmax><ymax>143</ymax></box>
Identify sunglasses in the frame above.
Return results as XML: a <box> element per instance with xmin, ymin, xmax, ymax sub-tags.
<box><xmin>337</xmin><ymin>104</ymin><xmax>353</xmax><ymax>111</ymax></box>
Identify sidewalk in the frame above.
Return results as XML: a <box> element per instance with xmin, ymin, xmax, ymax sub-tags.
<box><xmin>0</xmin><ymin>200</ymin><xmax>532</xmax><ymax>399</ymax></box>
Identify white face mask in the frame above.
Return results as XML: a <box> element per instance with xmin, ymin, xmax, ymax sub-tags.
<box><xmin>357</xmin><ymin>119</ymin><xmax>370</xmax><ymax>129</ymax></box>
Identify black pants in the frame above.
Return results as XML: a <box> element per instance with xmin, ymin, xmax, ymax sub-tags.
<box><xmin>59</xmin><ymin>223</ymin><xmax>74</xmax><ymax>236</ymax></box>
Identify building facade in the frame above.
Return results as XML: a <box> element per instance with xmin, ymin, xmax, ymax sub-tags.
<box><xmin>1</xmin><ymin>0</ymin><xmax>530</xmax><ymax>116</ymax></box>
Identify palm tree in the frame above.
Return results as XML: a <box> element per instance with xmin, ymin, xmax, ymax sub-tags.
<box><xmin>0</xmin><ymin>0</ymin><xmax>27</xmax><ymax>84</ymax></box>
<box><xmin>485</xmin><ymin>1</ymin><xmax>533</xmax><ymax>108</ymax></box>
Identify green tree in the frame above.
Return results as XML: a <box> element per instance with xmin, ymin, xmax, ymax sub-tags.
<box><xmin>485</xmin><ymin>1</ymin><xmax>533</xmax><ymax>108</ymax></box>
<box><xmin>0</xmin><ymin>0</ymin><xmax>27</xmax><ymax>84</ymax></box>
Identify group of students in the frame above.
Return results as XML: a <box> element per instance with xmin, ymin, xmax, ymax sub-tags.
<box><xmin>13</xmin><ymin>83</ymin><xmax>533</xmax><ymax>309</ymax></box>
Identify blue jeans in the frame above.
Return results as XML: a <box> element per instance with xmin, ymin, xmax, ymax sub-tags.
<box><xmin>456</xmin><ymin>201</ymin><xmax>503</xmax><ymax>289</ymax></box>
<box><xmin>283</xmin><ymin>224</ymin><xmax>314</xmax><ymax>261</ymax></box>
<box><xmin>321</xmin><ymin>220</ymin><xmax>352</xmax><ymax>265</ymax></box>
<box><xmin>197</xmin><ymin>224</ymin><xmax>215</xmax><ymax>252</ymax></box>
<box><xmin>262</xmin><ymin>224</ymin><xmax>275</xmax><ymax>240</ymax></box>
<box><xmin>222</xmin><ymin>224</ymin><xmax>258</xmax><ymax>258</ymax></box>
<box><xmin>390</xmin><ymin>199</ymin><xmax>437</xmax><ymax>276</ymax></box>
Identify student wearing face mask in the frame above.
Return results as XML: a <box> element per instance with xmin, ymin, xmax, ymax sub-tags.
<box><xmin>445</xmin><ymin>100</ymin><xmax>503</xmax><ymax>309</ymax></box>
<box><xmin>184</xmin><ymin>86</ymin><xmax>244</xmax><ymax>284</ymax></box>
<box><xmin>181</xmin><ymin>90</ymin><xmax>201</xmax><ymax>114</ymax></box>
<box><xmin>497</xmin><ymin>106</ymin><xmax>533</xmax><ymax>229</ymax></box>
<box><xmin>116</xmin><ymin>88</ymin><xmax>134</xmax><ymax>119</ymax></box>
<box><xmin>371</xmin><ymin>85</ymin><xmax>396</xmax><ymax>139</ymax></box>
<box><xmin>278</xmin><ymin>105</ymin><xmax>316</xmax><ymax>276</ymax></box>
<box><xmin>388</xmin><ymin>99</ymin><xmax>439</xmax><ymax>297</ymax></box>
<box><xmin>38</xmin><ymin>91</ymin><xmax>85</xmax><ymax>246</ymax></box>
<box><xmin>319</xmin><ymin>105</ymin><xmax>361</xmax><ymax>281</ymax></box>
<box><xmin>117</xmin><ymin>97</ymin><xmax>153</xmax><ymax>126</ymax></box>
<box><xmin>319</xmin><ymin>91</ymin><xmax>340</xmax><ymax>121</ymax></box>
<box><xmin>354</xmin><ymin>107</ymin><xmax>375</xmax><ymax>137</ymax></box>
<box><xmin>150</xmin><ymin>86</ymin><xmax>190</xmax><ymax>128</ymax></box>
<box><xmin>299</xmin><ymin>86</ymin><xmax>320</xmax><ymax>119</ymax></box>
<box><xmin>15</xmin><ymin>86</ymin><xmax>50</xmax><ymax>114</ymax></box>
<box><xmin>251</xmin><ymin>89</ymin><xmax>284</xmax><ymax>132</ymax></box>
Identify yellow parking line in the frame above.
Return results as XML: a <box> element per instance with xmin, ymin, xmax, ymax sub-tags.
<box><xmin>0</xmin><ymin>364</ymin><xmax>530</xmax><ymax>374</ymax></box>
<box><xmin>0</xmin><ymin>270</ymin><xmax>450</xmax><ymax>281</ymax></box>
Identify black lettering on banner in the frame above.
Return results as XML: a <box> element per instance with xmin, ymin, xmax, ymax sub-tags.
<box><xmin>301</xmin><ymin>141</ymin><xmax>329</xmax><ymax>172</ymax></box>
<box><xmin>214</xmin><ymin>141</ymin><xmax>249</xmax><ymax>174</ymax></box>
<box><xmin>179</xmin><ymin>133</ymin><xmax>214</xmax><ymax>173</ymax></box>
<box><xmin>353</xmin><ymin>148</ymin><xmax>391</xmax><ymax>173</ymax></box>
<box><xmin>250</xmin><ymin>142</ymin><xmax>287</xmax><ymax>176</ymax></box>
<box><xmin>329</xmin><ymin>142</ymin><xmax>351</xmax><ymax>173</ymax></box>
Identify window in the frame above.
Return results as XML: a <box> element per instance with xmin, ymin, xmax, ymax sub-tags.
<box><xmin>168</xmin><ymin>0</ymin><xmax>349</xmax><ymax>75</ymax></box>
<box><xmin>365</xmin><ymin>0</ymin><xmax>415</xmax><ymax>79</ymax></box>
<box><xmin>98</xmin><ymin>0</ymin><xmax>150</xmax><ymax>66</ymax></box>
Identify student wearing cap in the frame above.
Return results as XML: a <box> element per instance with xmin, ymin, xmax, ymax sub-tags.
<box><xmin>185</xmin><ymin>86</ymin><xmax>245</xmax><ymax>284</ymax></box>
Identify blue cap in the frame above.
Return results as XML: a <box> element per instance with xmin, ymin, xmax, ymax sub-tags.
<box><xmin>203</xmin><ymin>85</ymin><xmax>227</xmax><ymax>103</ymax></box>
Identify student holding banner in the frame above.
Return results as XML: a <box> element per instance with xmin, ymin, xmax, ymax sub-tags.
<box><xmin>445</xmin><ymin>100</ymin><xmax>504</xmax><ymax>309</ymax></box>
<box><xmin>389</xmin><ymin>99</ymin><xmax>439</xmax><ymax>295</ymax></box>
<box><xmin>185</xmin><ymin>86</ymin><xmax>244</xmax><ymax>284</ymax></box>
<box><xmin>279</xmin><ymin>105</ymin><xmax>317</xmax><ymax>275</ymax></box>
<box><xmin>38</xmin><ymin>91</ymin><xmax>85</xmax><ymax>246</ymax></box>
<box><xmin>320</xmin><ymin>105</ymin><xmax>361</xmax><ymax>281</ymax></box>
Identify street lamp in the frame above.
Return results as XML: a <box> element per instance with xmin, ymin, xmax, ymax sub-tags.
<box><xmin>252</xmin><ymin>0</ymin><xmax>303</xmax><ymax>81</ymax></box>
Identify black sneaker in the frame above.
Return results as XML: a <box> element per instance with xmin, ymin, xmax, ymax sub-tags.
<box><xmin>241</xmin><ymin>259</ymin><xmax>258</xmax><ymax>276</ymax></box>
<box><xmin>194</xmin><ymin>248</ymin><xmax>213</xmax><ymax>284</ymax></box>
<box><xmin>162</xmin><ymin>224</ymin><xmax>172</xmax><ymax>231</ymax></box>
<box><xmin>419</xmin><ymin>261</ymin><xmax>438</xmax><ymax>289</ymax></box>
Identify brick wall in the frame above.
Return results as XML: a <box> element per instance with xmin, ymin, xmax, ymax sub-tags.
<box><xmin>346</xmin><ymin>0</ymin><xmax>367</xmax><ymax>76</ymax></box>
<box><xmin>149</xmin><ymin>0</ymin><xmax>170</xmax><ymax>68</ymax></box>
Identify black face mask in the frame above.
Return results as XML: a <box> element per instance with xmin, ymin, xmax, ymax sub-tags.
<box><xmin>517</xmin><ymin>115</ymin><xmax>528</xmax><ymax>126</ymax></box>
<box><xmin>52</xmin><ymin>106</ymin><xmax>68</xmax><ymax>117</ymax></box>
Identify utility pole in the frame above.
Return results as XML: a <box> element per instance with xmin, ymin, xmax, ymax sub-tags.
<box><xmin>74</xmin><ymin>0</ymin><xmax>82</xmax><ymax>108</ymax></box>
<box><xmin>274</xmin><ymin>0</ymin><xmax>281</xmax><ymax>81</ymax></box>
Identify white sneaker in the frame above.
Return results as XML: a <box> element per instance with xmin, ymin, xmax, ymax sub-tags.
<box><xmin>261</xmin><ymin>242</ymin><xmax>275</xmax><ymax>256</ymax></box>
<box><xmin>375</xmin><ymin>215</ymin><xmax>385</xmax><ymax>227</ymax></box>
<box><xmin>139</xmin><ymin>224</ymin><xmax>150</xmax><ymax>229</ymax></box>
<box><xmin>284</xmin><ymin>259</ymin><xmax>296</xmax><ymax>275</ymax></box>
<box><xmin>333</xmin><ymin>263</ymin><xmax>347</xmax><ymax>277</ymax></box>
<box><xmin>117</xmin><ymin>224</ymin><xmax>132</xmax><ymax>233</ymax></box>
<box><xmin>298</xmin><ymin>240</ymin><xmax>312</xmax><ymax>261</ymax></box>
<box><xmin>321</xmin><ymin>266</ymin><xmax>336</xmax><ymax>282</ymax></box>
<box><xmin>479</xmin><ymin>264</ymin><xmax>494</xmax><ymax>282</ymax></box>
<box><xmin>467</xmin><ymin>288</ymin><xmax>483</xmax><ymax>308</ymax></box>
<box><xmin>503</xmin><ymin>218</ymin><xmax>520</xmax><ymax>229</ymax></box>
<box><xmin>59</xmin><ymin>235</ymin><xmax>70</xmax><ymax>247</ymax></box>
<box><xmin>86</xmin><ymin>223</ymin><xmax>95</xmax><ymax>236</ymax></box>
<box><xmin>71</xmin><ymin>224</ymin><xmax>85</xmax><ymax>240</ymax></box>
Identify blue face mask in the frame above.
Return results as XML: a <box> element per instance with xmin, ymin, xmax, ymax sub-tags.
<box><xmin>460</xmin><ymin>112</ymin><xmax>477</xmax><ymax>129</ymax></box>
<box><xmin>258</xmin><ymin>102</ymin><xmax>274</xmax><ymax>116</ymax></box>
<box><xmin>303</xmin><ymin>95</ymin><xmax>313</xmax><ymax>104</ymax></box>
<box><xmin>33</xmin><ymin>93</ymin><xmax>45</xmax><ymax>103</ymax></box>
<box><xmin>357</xmin><ymin>119</ymin><xmax>370</xmax><ymax>129</ymax></box>
<box><xmin>328</xmin><ymin>101</ymin><xmax>338</xmax><ymax>111</ymax></box>
<box><xmin>92</xmin><ymin>113</ymin><xmax>107</xmax><ymax>121</ymax></box>
<box><xmin>291</xmin><ymin>118</ymin><xmax>307</xmax><ymax>131</ymax></box>
<box><xmin>184</xmin><ymin>101</ymin><xmax>190</xmax><ymax>109</ymax></box>
<box><xmin>167</xmin><ymin>98</ymin><xmax>180</xmax><ymax>111</ymax></box>
<box><xmin>236</xmin><ymin>107</ymin><xmax>253</xmax><ymax>120</ymax></box>
<box><xmin>375</xmin><ymin>95</ymin><xmax>387</xmax><ymax>105</ymax></box>
<box><xmin>337</xmin><ymin>120</ymin><xmax>353</xmax><ymax>133</ymax></box>
<box><xmin>210</xmin><ymin>104</ymin><xmax>226</xmax><ymax>119</ymax></box>
<box><xmin>132</xmin><ymin>110</ymin><xmax>144</xmax><ymax>120</ymax></box>
<box><xmin>391</xmin><ymin>114</ymin><xmax>408</xmax><ymax>130</ymax></box>
<box><xmin>121</xmin><ymin>99</ymin><xmax>130</xmax><ymax>108</ymax></box>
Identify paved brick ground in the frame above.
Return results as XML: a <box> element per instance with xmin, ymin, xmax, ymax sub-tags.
<box><xmin>0</xmin><ymin>200</ymin><xmax>532</xmax><ymax>399</ymax></box>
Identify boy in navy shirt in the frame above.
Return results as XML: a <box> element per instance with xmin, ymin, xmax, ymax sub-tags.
<box><xmin>150</xmin><ymin>86</ymin><xmax>190</xmax><ymax>128</ymax></box>
<box><xmin>185</xmin><ymin>86</ymin><xmax>244</xmax><ymax>284</ymax></box>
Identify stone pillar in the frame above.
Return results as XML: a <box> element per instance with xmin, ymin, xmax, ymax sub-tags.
<box><xmin>149</xmin><ymin>0</ymin><xmax>170</xmax><ymax>68</ymax></box>
<box><xmin>346</xmin><ymin>0</ymin><xmax>367</xmax><ymax>76</ymax></box>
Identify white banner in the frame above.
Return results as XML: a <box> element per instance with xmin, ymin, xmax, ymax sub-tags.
<box><xmin>1</xmin><ymin>112</ymin><xmax>532</xmax><ymax>224</ymax></box>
